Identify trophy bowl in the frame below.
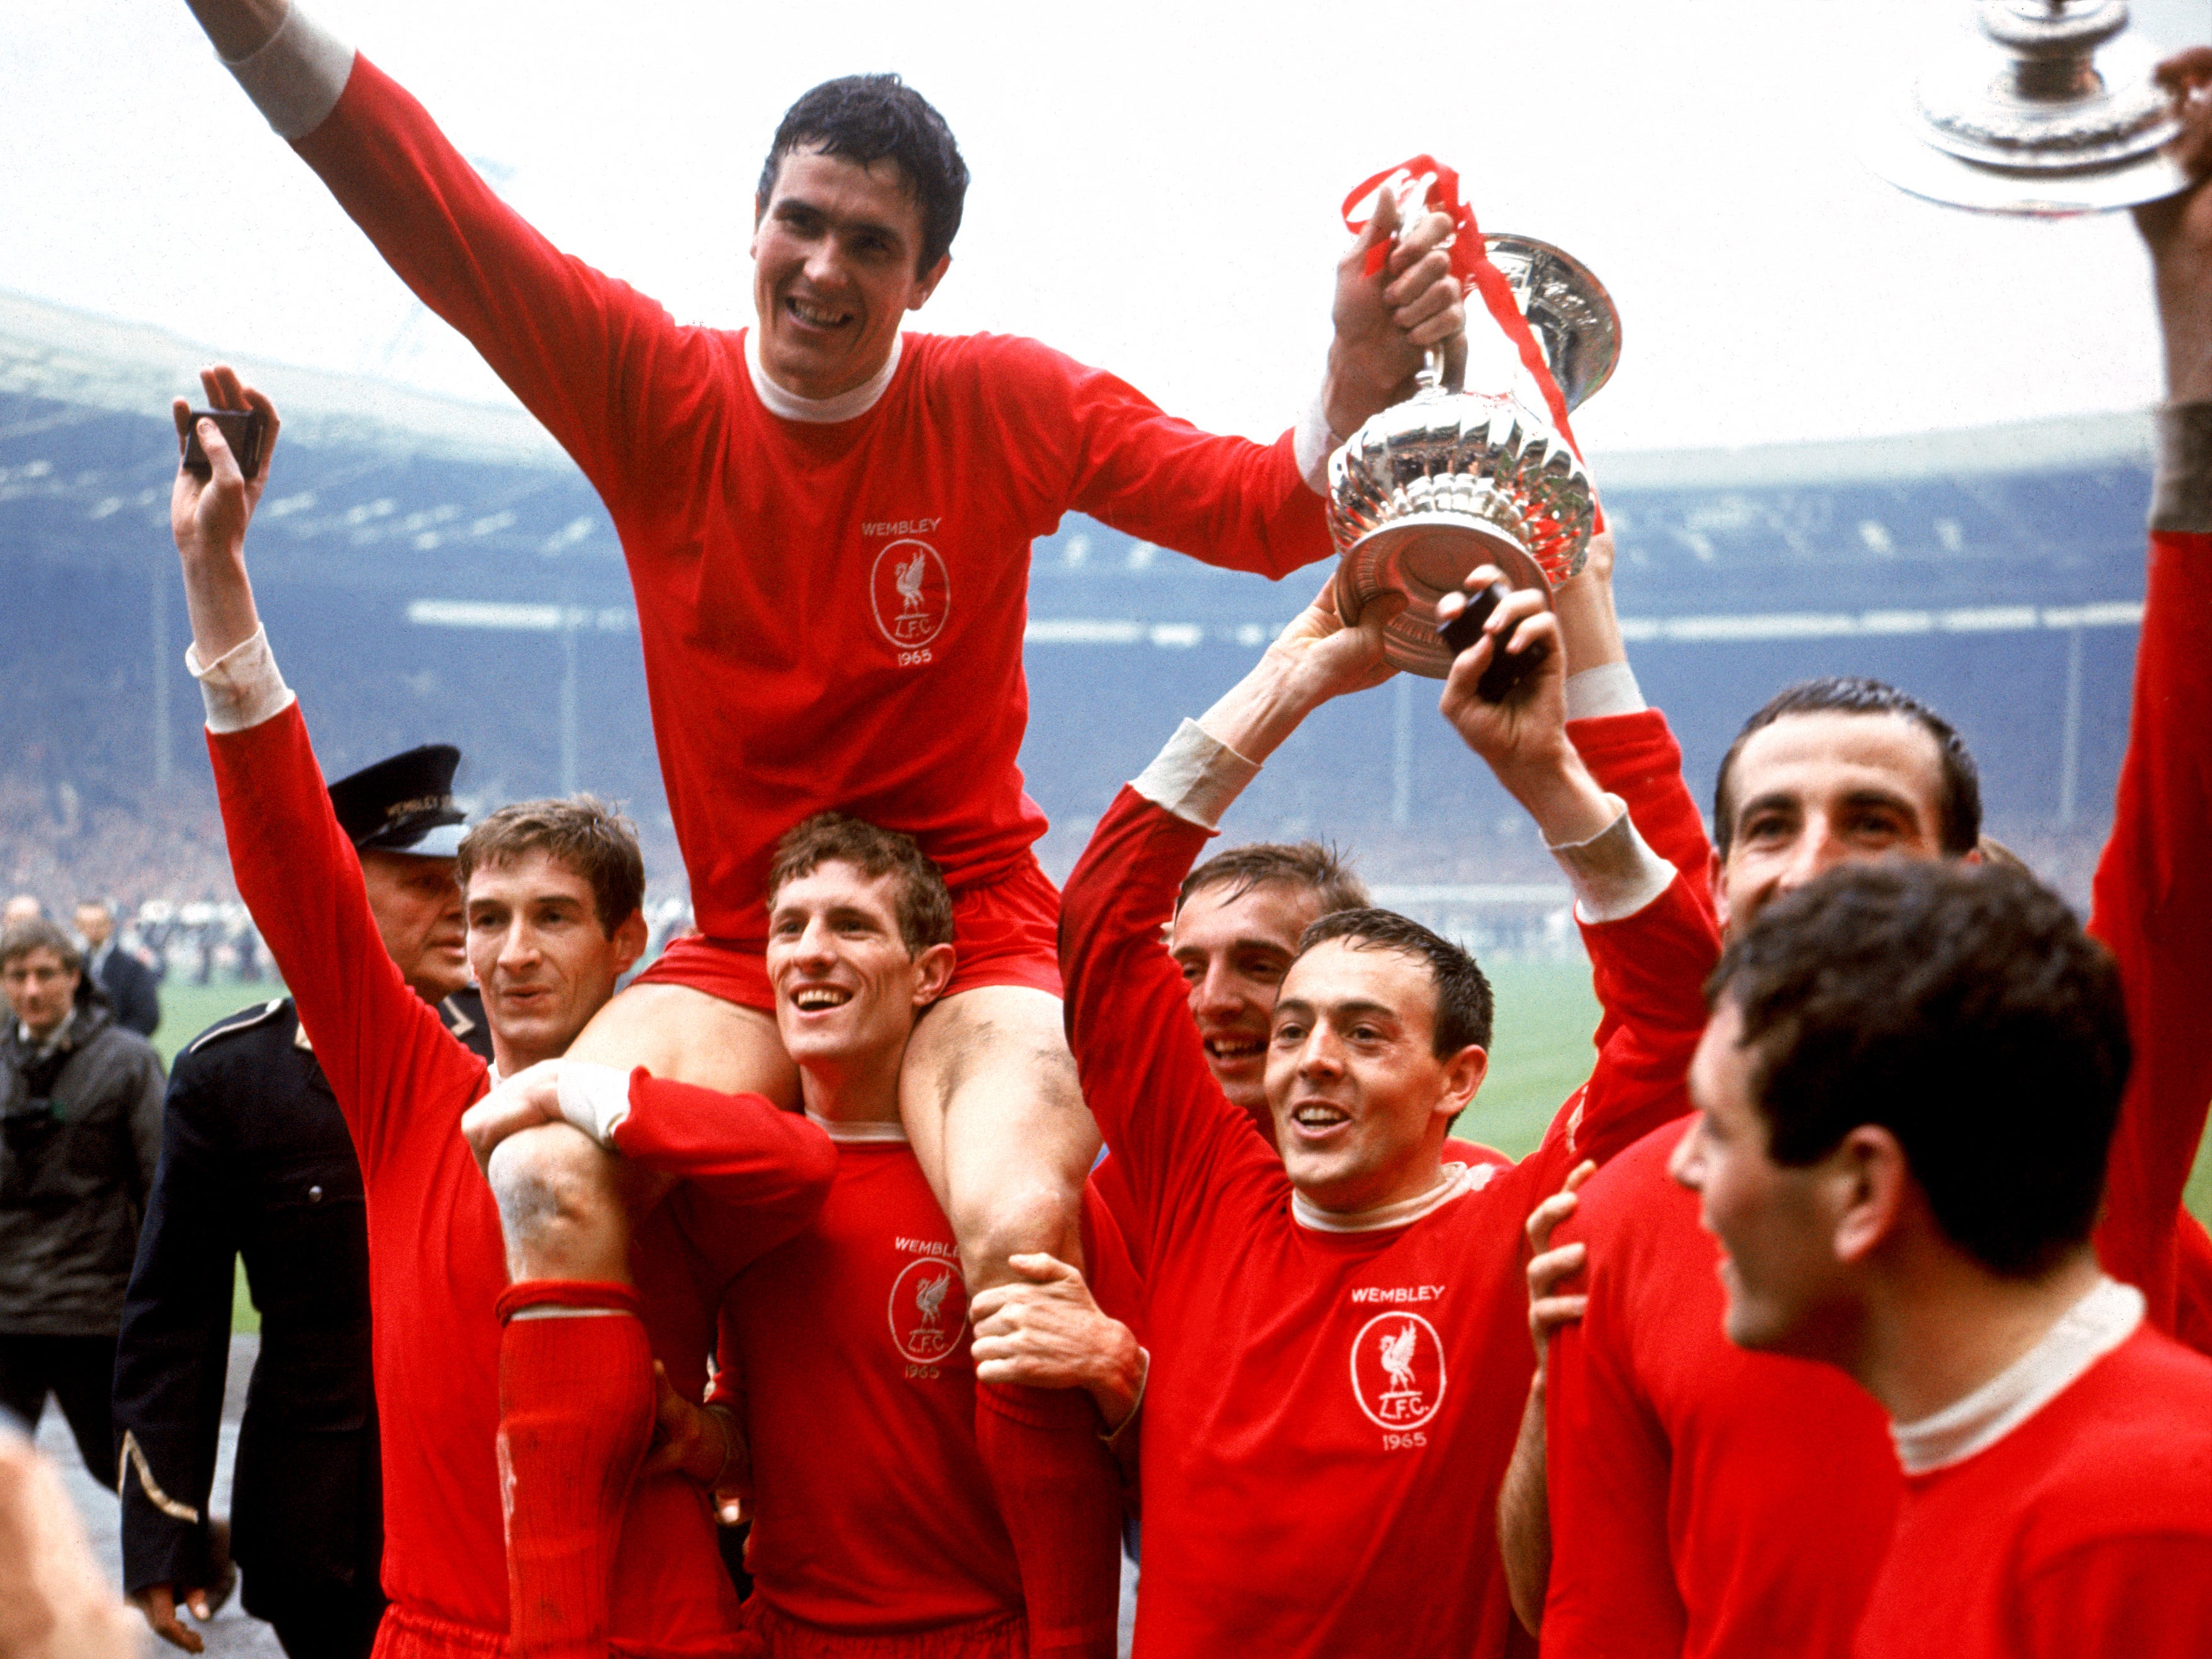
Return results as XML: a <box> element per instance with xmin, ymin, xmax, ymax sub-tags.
<box><xmin>1862</xmin><ymin>0</ymin><xmax>2188</xmax><ymax>215</ymax></box>
<box><xmin>1330</xmin><ymin>234</ymin><xmax>1618</xmax><ymax>678</ymax></box>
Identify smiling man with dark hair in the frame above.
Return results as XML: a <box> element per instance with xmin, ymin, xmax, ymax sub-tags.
<box><xmin>173</xmin><ymin>7</ymin><xmax>1473</xmax><ymax>1646</ymax></box>
<box><xmin>1056</xmin><ymin>567</ymin><xmax>1717</xmax><ymax>1658</ymax></box>
<box><xmin>1676</xmin><ymin>859</ymin><xmax>2212</xmax><ymax>1656</ymax></box>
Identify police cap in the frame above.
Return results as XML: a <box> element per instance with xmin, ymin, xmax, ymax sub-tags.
<box><xmin>327</xmin><ymin>744</ymin><xmax>467</xmax><ymax>858</ymax></box>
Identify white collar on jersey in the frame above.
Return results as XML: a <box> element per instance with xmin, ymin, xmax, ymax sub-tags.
<box><xmin>806</xmin><ymin>1109</ymin><xmax>909</xmax><ymax>1145</ymax></box>
<box><xmin>742</xmin><ymin>327</ymin><xmax>904</xmax><ymax>424</ymax></box>
<box><xmin>1890</xmin><ymin>1275</ymin><xmax>2143</xmax><ymax>1476</ymax></box>
<box><xmin>1291</xmin><ymin>1159</ymin><xmax>1489</xmax><ymax>1235</ymax></box>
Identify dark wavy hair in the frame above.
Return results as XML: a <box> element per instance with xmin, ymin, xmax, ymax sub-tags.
<box><xmin>757</xmin><ymin>74</ymin><xmax>968</xmax><ymax>275</ymax></box>
<box><xmin>1293</xmin><ymin>908</ymin><xmax>1493</xmax><ymax>1057</ymax></box>
<box><xmin>1710</xmin><ymin>860</ymin><xmax>2129</xmax><ymax>1278</ymax></box>
<box><xmin>767</xmin><ymin>812</ymin><xmax>953</xmax><ymax>955</ymax></box>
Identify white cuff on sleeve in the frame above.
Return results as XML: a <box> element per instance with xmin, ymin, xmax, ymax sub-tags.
<box><xmin>556</xmin><ymin>1061</ymin><xmax>633</xmax><ymax>1147</ymax></box>
<box><xmin>1293</xmin><ymin>398</ymin><xmax>1338</xmax><ymax>497</ymax></box>
<box><xmin>185</xmin><ymin>628</ymin><xmax>296</xmax><ymax>734</ymax></box>
<box><xmin>1563</xmin><ymin>661</ymin><xmax>1647</xmax><ymax>723</ymax></box>
<box><xmin>1547</xmin><ymin>795</ymin><xmax>1674</xmax><ymax>924</ymax></box>
<box><xmin>1132</xmin><ymin>719</ymin><xmax>1262</xmax><ymax>831</ymax></box>
<box><xmin>221</xmin><ymin>1</ymin><xmax>355</xmax><ymax>140</ymax></box>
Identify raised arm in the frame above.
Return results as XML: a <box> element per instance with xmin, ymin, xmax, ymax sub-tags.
<box><xmin>1058</xmin><ymin>578</ymin><xmax>1399</xmax><ymax>1224</ymax></box>
<box><xmin>1051</xmin><ymin>185</ymin><xmax>1469</xmax><ymax>582</ymax></box>
<box><xmin>172</xmin><ymin>369</ymin><xmax>464</xmax><ymax>1172</ymax></box>
<box><xmin>1554</xmin><ymin>531</ymin><xmax>1720</xmax><ymax>915</ymax></box>
<box><xmin>180</xmin><ymin>1</ymin><xmax>697</xmax><ymax>509</ymax></box>
<box><xmin>2092</xmin><ymin>56</ymin><xmax>2212</xmax><ymax>1327</ymax></box>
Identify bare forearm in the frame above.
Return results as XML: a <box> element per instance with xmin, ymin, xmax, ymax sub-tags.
<box><xmin>1194</xmin><ymin>648</ymin><xmax>1325</xmax><ymax>768</ymax></box>
<box><xmin>183</xmin><ymin>0</ymin><xmax>288</xmax><ymax>62</ymax></box>
<box><xmin>1498</xmin><ymin>1381</ymin><xmax>1553</xmax><ymax>1638</ymax></box>
<box><xmin>176</xmin><ymin>545</ymin><xmax>262</xmax><ymax>668</ymax></box>
<box><xmin>1493</xmin><ymin>748</ymin><xmax>1619</xmax><ymax>849</ymax></box>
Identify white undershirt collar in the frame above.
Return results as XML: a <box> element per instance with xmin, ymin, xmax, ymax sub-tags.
<box><xmin>806</xmin><ymin>1110</ymin><xmax>909</xmax><ymax>1145</ymax></box>
<box><xmin>1291</xmin><ymin>1160</ymin><xmax>1489</xmax><ymax>1234</ymax></box>
<box><xmin>742</xmin><ymin>328</ymin><xmax>903</xmax><ymax>424</ymax></box>
<box><xmin>1890</xmin><ymin>1275</ymin><xmax>2144</xmax><ymax>1475</ymax></box>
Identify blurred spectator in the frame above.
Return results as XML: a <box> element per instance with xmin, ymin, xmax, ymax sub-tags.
<box><xmin>75</xmin><ymin>900</ymin><xmax>161</xmax><ymax>1039</ymax></box>
<box><xmin>0</xmin><ymin>917</ymin><xmax>164</xmax><ymax>1482</ymax></box>
<box><xmin>2</xmin><ymin>895</ymin><xmax>41</xmax><ymax>929</ymax></box>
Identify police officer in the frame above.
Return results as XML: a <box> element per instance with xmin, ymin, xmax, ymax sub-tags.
<box><xmin>112</xmin><ymin>744</ymin><xmax>491</xmax><ymax>1658</ymax></box>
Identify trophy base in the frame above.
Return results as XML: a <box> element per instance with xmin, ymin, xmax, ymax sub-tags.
<box><xmin>1860</xmin><ymin>101</ymin><xmax>2189</xmax><ymax>217</ymax></box>
<box><xmin>1336</xmin><ymin>514</ymin><xmax>1550</xmax><ymax>679</ymax></box>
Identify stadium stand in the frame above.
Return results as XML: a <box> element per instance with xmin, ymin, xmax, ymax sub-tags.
<box><xmin>0</xmin><ymin>290</ymin><xmax>2148</xmax><ymax>950</ymax></box>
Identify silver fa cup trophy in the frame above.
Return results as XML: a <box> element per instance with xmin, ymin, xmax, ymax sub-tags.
<box><xmin>1862</xmin><ymin>0</ymin><xmax>2189</xmax><ymax>215</ymax></box>
<box><xmin>1328</xmin><ymin>234</ymin><xmax>1621</xmax><ymax>678</ymax></box>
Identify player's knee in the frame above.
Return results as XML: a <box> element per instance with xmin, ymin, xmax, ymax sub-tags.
<box><xmin>953</xmin><ymin>1182</ymin><xmax>1083</xmax><ymax>1293</ymax></box>
<box><xmin>487</xmin><ymin>1122</ymin><xmax>623</xmax><ymax>1273</ymax></box>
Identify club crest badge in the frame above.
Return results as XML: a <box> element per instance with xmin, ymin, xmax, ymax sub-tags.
<box><xmin>889</xmin><ymin>1255</ymin><xmax>968</xmax><ymax>1364</ymax></box>
<box><xmin>869</xmin><ymin>539</ymin><xmax>950</xmax><ymax>650</ymax></box>
<box><xmin>1350</xmin><ymin>1312</ymin><xmax>1447</xmax><ymax>1430</ymax></box>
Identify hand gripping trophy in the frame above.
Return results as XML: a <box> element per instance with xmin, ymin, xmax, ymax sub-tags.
<box><xmin>1326</xmin><ymin>160</ymin><xmax>1624</xmax><ymax>676</ymax></box>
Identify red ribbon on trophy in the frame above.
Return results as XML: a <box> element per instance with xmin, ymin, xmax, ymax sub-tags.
<box><xmin>1340</xmin><ymin>156</ymin><xmax>1593</xmax><ymax>484</ymax></box>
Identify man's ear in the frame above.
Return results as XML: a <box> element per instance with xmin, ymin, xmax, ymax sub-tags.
<box><xmin>1709</xmin><ymin>845</ymin><xmax>1732</xmax><ymax>934</ymax></box>
<box><xmin>611</xmin><ymin>909</ymin><xmax>650</xmax><ymax>978</ymax></box>
<box><xmin>1830</xmin><ymin>1124</ymin><xmax>1912</xmax><ymax>1266</ymax></box>
<box><xmin>912</xmin><ymin>942</ymin><xmax>957</xmax><ymax>1007</ymax></box>
<box><xmin>1438</xmin><ymin>1043</ymin><xmax>1489</xmax><ymax>1121</ymax></box>
<box><xmin>909</xmin><ymin>253</ymin><xmax>951</xmax><ymax>311</ymax></box>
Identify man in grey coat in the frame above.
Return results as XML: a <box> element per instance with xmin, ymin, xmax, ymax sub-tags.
<box><xmin>0</xmin><ymin>916</ymin><xmax>165</xmax><ymax>1479</ymax></box>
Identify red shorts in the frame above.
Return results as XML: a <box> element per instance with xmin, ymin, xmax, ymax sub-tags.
<box><xmin>637</xmin><ymin>857</ymin><xmax>1063</xmax><ymax>1011</ymax></box>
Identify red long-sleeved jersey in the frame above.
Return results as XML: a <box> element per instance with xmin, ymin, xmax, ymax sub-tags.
<box><xmin>711</xmin><ymin>1129</ymin><xmax>1025</xmax><ymax>1640</ymax></box>
<box><xmin>287</xmin><ymin>57</ymin><xmax>1333</xmax><ymax>944</ymax></box>
<box><xmin>1539</xmin><ymin>530</ymin><xmax>2212</xmax><ymax>1659</ymax></box>
<box><xmin>1059</xmin><ymin>778</ymin><xmax>1718</xmax><ymax>1659</ymax></box>
<box><xmin>209</xmin><ymin>702</ymin><xmax>833</xmax><ymax>1653</ymax></box>
<box><xmin>1852</xmin><ymin>1322</ymin><xmax>2212</xmax><ymax>1659</ymax></box>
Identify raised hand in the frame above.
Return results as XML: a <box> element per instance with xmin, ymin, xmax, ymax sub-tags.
<box><xmin>1326</xmin><ymin>187</ymin><xmax>1470</xmax><ymax>433</ymax></box>
<box><xmin>2135</xmin><ymin>48</ymin><xmax>2212</xmax><ymax>404</ymax></box>
<box><xmin>1193</xmin><ymin>573</ymin><xmax>1403</xmax><ymax>766</ymax></box>
<box><xmin>1439</xmin><ymin>567</ymin><xmax>1617</xmax><ymax>847</ymax></box>
<box><xmin>168</xmin><ymin>363</ymin><xmax>278</xmax><ymax>665</ymax></box>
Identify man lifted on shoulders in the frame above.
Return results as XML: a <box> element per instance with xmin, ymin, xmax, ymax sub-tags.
<box><xmin>175</xmin><ymin>7</ymin><xmax>1467</xmax><ymax>1646</ymax></box>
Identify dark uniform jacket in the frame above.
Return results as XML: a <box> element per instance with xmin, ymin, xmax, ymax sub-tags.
<box><xmin>0</xmin><ymin>1002</ymin><xmax>165</xmax><ymax>1333</ymax></box>
<box><xmin>112</xmin><ymin>990</ymin><xmax>491</xmax><ymax>1616</ymax></box>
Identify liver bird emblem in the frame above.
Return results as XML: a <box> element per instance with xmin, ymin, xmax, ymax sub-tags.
<box><xmin>914</xmin><ymin>1269</ymin><xmax>953</xmax><ymax>1329</ymax></box>
<box><xmin>894</xmin><ymin>548</ymin><xmax>929</xmax><ymax>613</ymax></box>
<box><xmin>1379</xmin><ymin>1322</ymin><xmax>1419</xmax><ymax>1393</ymax></box>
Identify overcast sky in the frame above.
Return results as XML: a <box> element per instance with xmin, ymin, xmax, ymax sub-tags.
<box><xmin>4</xmin><ymin>0</ymin><xmax>2202</xmax><ymax>452</ymax></box>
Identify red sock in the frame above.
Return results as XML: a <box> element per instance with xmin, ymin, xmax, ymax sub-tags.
<box><xmin>496</xmin><ymin>1280</ymin><xmax>654</xmax><ymax>1659</ymax></box>
<box><xmin>974</xmin><ymin>1381</ymin><xmax>1122</xmax><ymax>1659</ymax></box>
